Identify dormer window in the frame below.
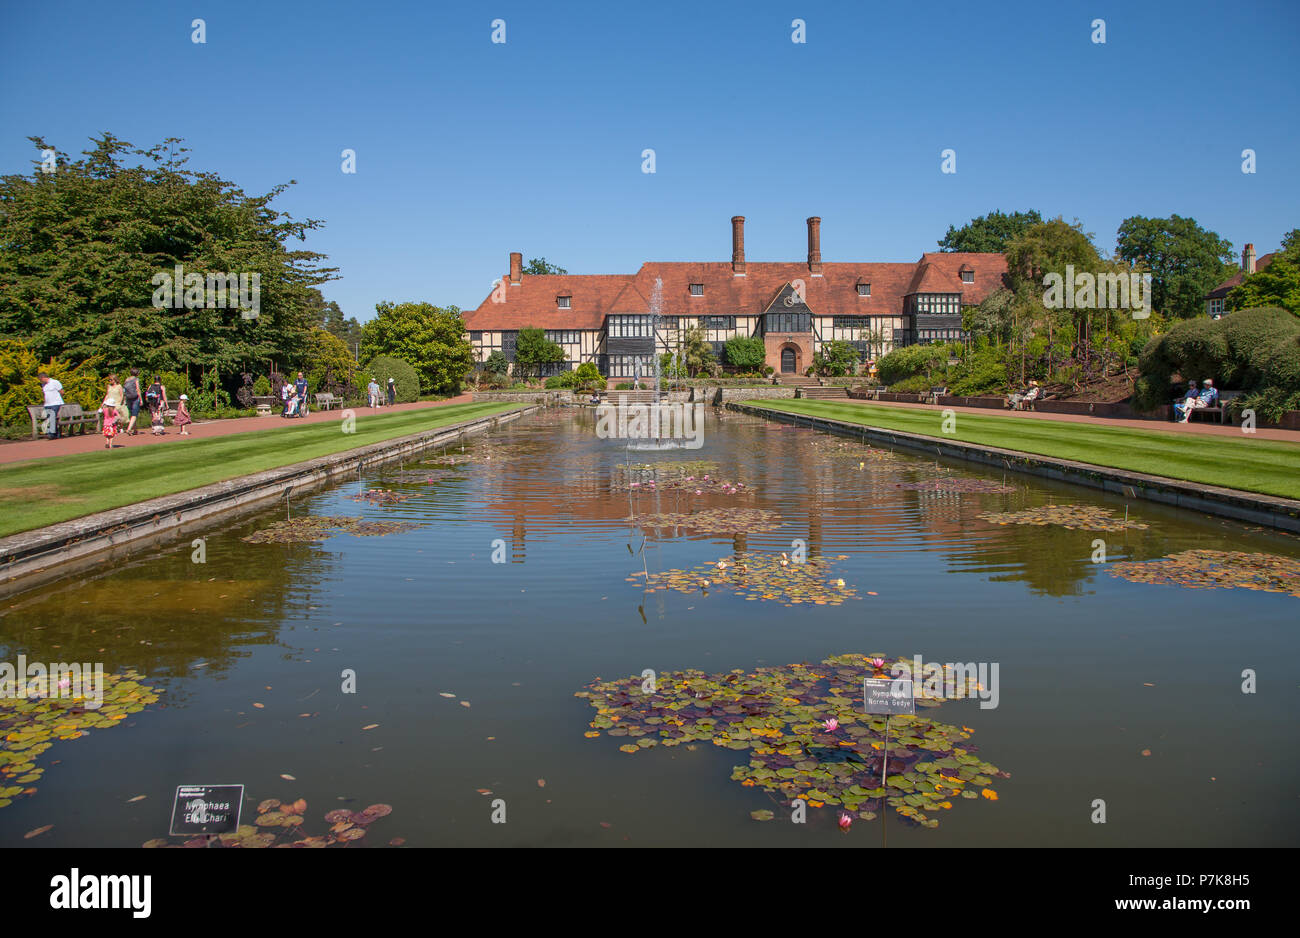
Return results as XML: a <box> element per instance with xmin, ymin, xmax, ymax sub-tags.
<box><xmin>557</xmin><ymin>295</ymin><xmax>572</xmax><ymax>309</ymax></box>
<box><xmin>689</xmin><ymin>283</ymin><xmax>704</xmax><ymax>296</ymax></box>
<box><xmin>856</xmin><ymin>283</ymin><xmax>871</xmax><ymax>296</ymax></box>
<box><xmin>960</xmin><ymin>268</ymin><xmax>974</xmax><ymax>284</ymax></box>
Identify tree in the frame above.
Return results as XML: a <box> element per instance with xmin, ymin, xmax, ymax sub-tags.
<box><xmin>938</xmin><ymin>210</ymin><xmax>1044</xmax><ymax>253</ymax></box>
<box><xmin>813</xmin><ymin>340</ymin><xmax>859</xmax><ymax>377</ymax></box>
<box><xmin>1115</xmin><ymin>215</ymin><xmax>1234</xmax><ymax>319</ymax></box>
<box><xmin>723</xmin><ymin>335</ymin><xmax>766</xmax><ymax>371</ymax></box>
<box><xmin>678</xmin><ymin>325</ymin><xmax>716</xmax><ymax>377</ymax></box>
<box><xmin>1227</xmin><ymin>257</ymin><xmax>1300</xmax><ymax>316</ymax></box>
<box><xmin>359</xmin><ymin>301</ymin><xmax>474</xmax><ymax>394</ymax></box>
<box><xmin>1005</xmin><ymin>218</ymin><xmax>1104</xmax><ymax>382</ymax></box>
<box><xmin>482</xmin><ymin>350</ymin><xmax>509</xmax><ymax>375</ymax></box>
<box><xmin>307</xmin><ymin>289</ymin><xmax>363</xmax><ymax>353</ymax></box>
<box><xmin>0</xmin><ymin>134</ymin><xmax>335</xmax><ymax>378</ymax></box>
<box><xmin>304</xmin><ymin>327</ymin><xmax>357</xmax><ymax>394</ymax></box>
<box><xmin>513</xmin><ymin>327</ymin><xmax>565</xmax><ymax>377</ymax></box>
<box><xmin>523</xmin><ymin>258</ymin><xmax>567</xmax><ymax>276</ymax></box>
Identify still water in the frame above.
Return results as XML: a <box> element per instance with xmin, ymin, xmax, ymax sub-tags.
<box><xmin>3</xmin><ymin>408</ymin><xmax>1297</xmax><ymax>847</ymax></box>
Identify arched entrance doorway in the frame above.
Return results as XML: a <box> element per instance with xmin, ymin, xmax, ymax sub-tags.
<box><xmin>780</xmin><ymin>347</ymin><xmax>797</xmax><ymax>374</ymax></box>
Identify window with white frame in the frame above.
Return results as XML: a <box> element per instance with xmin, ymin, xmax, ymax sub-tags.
<box><xmin>557</xmin><ymin>295</ymin><xmax>572</xmax><ymax>309</ymax></box>
<box><xmin>961</xmin><ymin>270</ymin><xmax>974</xmax><ymax>283</ymax></box>
<box><xmin>689</xmin><ymin>283</ymin><xmax>704</xmax><ymax>296</ymax></box>
<box><xmin>857</xmin><ymin>283</ymin><xmax>871</xmax><ymax>296</ymax></box>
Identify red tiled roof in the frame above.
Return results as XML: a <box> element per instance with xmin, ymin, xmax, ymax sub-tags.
<box><xmin>1205</xmin><ymin>253</ymin><xmax>1276</xmax><ymax>299</ymax></box>
<box><xmin>462</xmin><ymin>253</ymin><xmax>1009</xmax><ymax>329</ymax></box>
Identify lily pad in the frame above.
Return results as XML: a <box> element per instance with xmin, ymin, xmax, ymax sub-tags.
<box><xmin>578</xmin><ymin>654</ymin><xmax>1005</xmax><ymax>829</ymax></box>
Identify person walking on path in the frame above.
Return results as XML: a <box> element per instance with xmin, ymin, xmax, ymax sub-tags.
<box><xmin>102</xmin><ymin>374</ymin><xmax>125</xmax><ymax>448</ymax></box>
<box><xmin>38</xmin><ymin>372</ymin><xmax>64</xmax><ymax>440</ymax></box>
<box><xmin>123</xmin><ymin>368</ymin><xmax>143</xmax><ymax>436</ymax></box>
<box><xmin>386</xmin><ymin>377</ymin><xmax>396</xmax><ymax>406</ymax></box>
<box><xmin>294</xmin><ymin>372</ymin><xmax>309</xmax><ymax>418</ymax></box>
<box><xmin>367</xmin><ymin>378</ymin><xmax>381</xmax><ymax>409</ymax></box>
<box><xmin>103</xmin><ymin>374</ymin><xmax>127</xmax><ymax>426</ymax></box>
<box><xmin>175</xmin><ymin>394</ymin><xmax>192</xmax><ymax>435</ymax></box>
<box><xmin>146</xmin><ymin>375</ymin><xmax>168</xmax><ymax>433</ymax></box>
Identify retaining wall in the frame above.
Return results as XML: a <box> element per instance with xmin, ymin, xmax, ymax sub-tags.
<box><xmin>0</xmin><ymin>406</ymin><xmax>538</xmax><ymax>595</ymax></box>
<box><xmin>727</xmin><ymin>401</ymin><xmax>1300</xmax><ymax>534</ymax></box>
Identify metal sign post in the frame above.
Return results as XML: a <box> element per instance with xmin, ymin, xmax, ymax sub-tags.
<box><xmin>863</xmin><ymin>676</ymin><xmax>915</xmax><ymax>848</ymax></box>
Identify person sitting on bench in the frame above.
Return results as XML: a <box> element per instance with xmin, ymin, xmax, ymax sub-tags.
<box><xmin>1178</xmin><ymin>379</ymin><xmax>1218</xmax><ymax>423</ymax></box>
<box><xmin>1173</xmin><ymin>381</ymin><xmax>1199</xmax><ymax>422</ymax></box>
<box><xmin>1006</xmin><ymin>380</ymin><xmax>1040</xmax><ymax>409</ymax></box>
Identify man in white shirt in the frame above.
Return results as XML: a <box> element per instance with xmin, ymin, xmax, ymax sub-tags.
<box><xmin>39</xmin><ymin>372</ymin><xmax>64</xmax><ymax>439</ymax></box>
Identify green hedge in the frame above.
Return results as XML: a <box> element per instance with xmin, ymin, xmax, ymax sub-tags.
<box><xmin>1135</xmin><ymin>306</ymin><xmax>1300</xmax><ymax>409</ymax></box>
<box><xmin>363</xmin><ymin>355</ymin><xmax>420</xmax><ymax>403</ymax></box>
<box><xmin>877</xmin><ymin>345</ymin><xmax>946</xmax><ymax>385</ymax></box>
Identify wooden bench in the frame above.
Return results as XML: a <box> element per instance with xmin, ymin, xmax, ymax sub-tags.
<box><xmin>313</xmin><ymin>392</ymin><xmax>342</xmax><ymax>410</ymax></box>
<box><xmin>1186</xmin><ymin>390</ymin><xmax>1239</xmax><ymax>425</ymax></box>
<box><xmin>927</xmin><ymin>386</ymin><xmax>949</xmax><ymax>404</ymax></box>
<box><xmin>28</xmin><ymin>403</ymin><xmax>102</xmax><ymax>439</ymax></box>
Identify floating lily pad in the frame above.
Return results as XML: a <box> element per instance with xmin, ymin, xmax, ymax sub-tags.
<box><xmin>242</xmin><ymin>516</ymin><xmax>420</xmax><ymax>543</ymax></box>
<box><xmin>351</xmin><ymin>489</ymin><xmax>413</xmax><ymax>506</ymax></box>
<box><xmin>0</xmin><ymin>670</ymin><xmax>161</xmax><ymax>809</ymax></box>
<box><xmin>1109</xmin><ymin>549</ymin><xmax>1300</xmax><ymax>598</ymax></box>
<box><xmin>978</xmin><ymin>504</ymin><xmax>1148</xmax><ymax>531</ymax></box>
<box><xmin>630</xmin><ymin>508</ymin><xmax>782</xmax><ymax>535</ymax></box>
<box><xmin>145</xmin><ymin>796</ymin><xmax>397</xmax><ymax>848</ymax></box>
<box><xmin>577</xmin><ymin>654</ymin><xmax>1005</xmax><ymax>828</ymax></box>
<box><xmin>633</xmin><ymin>553</ymin><xmax>857</xmax><ymax>607</ymax></box>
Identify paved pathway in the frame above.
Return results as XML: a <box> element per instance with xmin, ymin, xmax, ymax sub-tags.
<box><xmin>0</xmin><ymin>395</ymin><xmax>474</xmax><ymax>465</ymax></box>
<box><xmin>829</xmin><ymin>398</ymin><xmax>1300</xmax><ymax>442</ymax></box>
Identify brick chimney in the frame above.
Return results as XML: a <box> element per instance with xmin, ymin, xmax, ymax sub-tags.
<box><xmin>509</xmin><ymin>251</ymin><xmax>522</xmax><ymax>285</ymax></box>
<box><xmin>731</xmin><ymin>216</ymin><xmax>746</xmax><ymax>275</ymax></box>
<box><xmin>1243</xmin><ymin>243</ymin><xmax>1257</xmax><ymax>274</ymax></box>
<box><xmin>806</xmin><ymin>216</ymin><xmax>822</xmax><ymax>275</ymax></box>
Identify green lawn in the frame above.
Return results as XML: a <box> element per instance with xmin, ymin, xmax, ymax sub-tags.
<box><xmin>743</xmin><ymin>399</ymin><xmax>1300</xmax><ymax>501</ymax></box>
<box><xmin>0</xmin><ymin>401</ymin><xmax>521</xmax><ymax>537</ymax></box>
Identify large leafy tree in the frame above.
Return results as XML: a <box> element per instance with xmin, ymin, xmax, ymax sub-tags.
<box><xmin>513</xmin><ymin>327</ymin><xmax>566</xmax><ymax>377</ymax></box>
<box><xmin>0</xmin><ymin>134</ymin><xmax>335</xmax><ymax>377</ymax></box>
<box><xmin>1114</xmin><ymin>215</ymin><xmax>1233</xmax><ymax>319</ymax></box>
<box><xmin>1227</xmin><ymin>257</ymin><xmax>1300</xmax><ymax>315</ymax></box>
<box><xmin>523</xmin><ymin>258</ymin><xmax>567</xmax><ymax>275</ymax></box>
<box><xmin>359</xmin><ymin>301</ymin><xmax>474</xmax><ymax>394</ymax></box>
<box><xmin>938</xmin><ymin>210</ymin><xmax>1044</xmax><ymax>253</ymax></box>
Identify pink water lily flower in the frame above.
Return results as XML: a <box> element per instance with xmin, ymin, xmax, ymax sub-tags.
<box><xmin>869</xmin><ymin>657</ymin><xmax>887</xmax><ymax>672</ymax></box>
<box><xmin>822</xmin><ymin>717</ymin><xmax>839</xmax><ymax>732</ymax></box>
<box><xmin>838</xmin><ymin>812</ymin><xmax>853</xmax><ymax>831</ymax></box>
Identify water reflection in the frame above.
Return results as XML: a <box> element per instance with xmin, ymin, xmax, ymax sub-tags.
<box><xmin>1</xmin><ymin>407</ymin><xmax>1297</xmax><ymax>847</ymax></box>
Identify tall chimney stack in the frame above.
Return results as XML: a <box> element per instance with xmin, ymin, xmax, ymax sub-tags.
<box><xmin>1243</xmin><ymin>243</ymin><xmax>1256</xmax><ymax>274</ymax></box>
<box><xmin>509</xmin><ymin>251</ymin><xmax>523</xmax><ymax>284</ymax></box>
<box><xmin>806</xmin><ymin>216</ymin><xmax>822</xmax><ymax>274</ymax></box>
<box><xmin>731</xmin><ymin>216</ymin><xmax>746</xmax><ymax>275</ymax></box>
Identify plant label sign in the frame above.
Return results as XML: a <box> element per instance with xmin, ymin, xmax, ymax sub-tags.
<box><xmin>863</xmin><ymin>678</ymin><xmax>915</xmax><ymax>716</ymax></box>
<box><xmin>169</xmin><ymin>784</ymin><xmax>244</xmax><ymax>836</ymax></box>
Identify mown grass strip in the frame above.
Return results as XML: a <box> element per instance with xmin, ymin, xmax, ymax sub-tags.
<box><xmin>0</xmin><ymin>402</ymin><xmax>521</xmax><ymax>537</ymax></box>
<box><xmin>743</xmin><ymin>399</ymin><xmax>1300</xmax><ymax>501</ymax></box>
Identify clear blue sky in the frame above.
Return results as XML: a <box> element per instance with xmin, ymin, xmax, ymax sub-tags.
<box><xmin>2</xmin><ymin>0</ymin><xmax>1296</xmax><ymax>321</ymax></box>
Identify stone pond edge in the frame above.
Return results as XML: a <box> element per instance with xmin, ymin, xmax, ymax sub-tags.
<box><xmin>0</xmin><ymin>404</ymin><xmax>539</xmax><ymax>593</ymax></box>
<box><xmin>728</xmin><ymin>400</ymin><xmax>1300</xmax><ymax>534</ymax></box>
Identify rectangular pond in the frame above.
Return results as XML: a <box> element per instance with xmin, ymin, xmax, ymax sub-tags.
<box><xmin>2</xmin><ymin>408</ymin><xmax>1297</xmax><ymax>847</ymax></box>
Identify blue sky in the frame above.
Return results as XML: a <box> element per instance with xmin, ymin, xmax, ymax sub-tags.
<box><xmin>2</xmin><ymin>0</ymin><xmax>1296</xmax><ymax>320</ymax></box>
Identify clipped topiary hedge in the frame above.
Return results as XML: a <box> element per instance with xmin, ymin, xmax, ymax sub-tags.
<box><xmin>1135</xmin><ymin>306</ymin><xmax>1300</xmax><ymax>411</ymax></box>
<box><xmin>363</xmin><ymin>355</ymin><xmax>420</xmax><ymax>403</ymax></box>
